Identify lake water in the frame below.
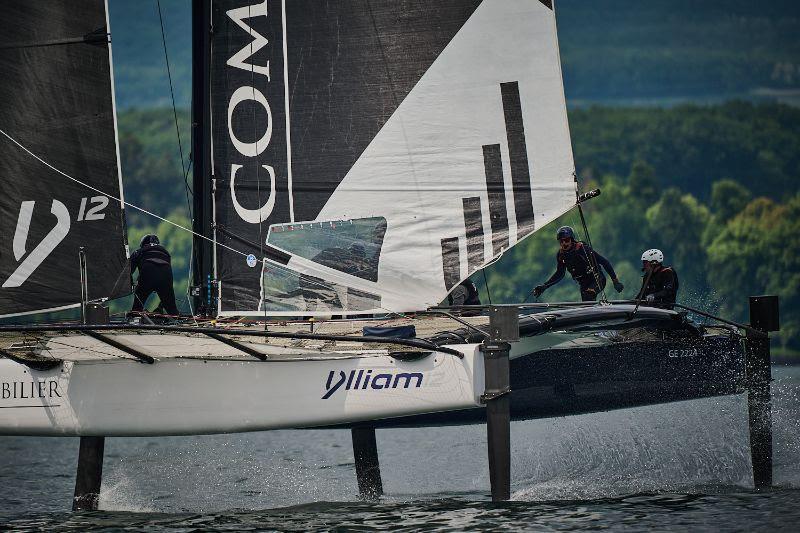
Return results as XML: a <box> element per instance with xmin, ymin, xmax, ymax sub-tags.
<box><xmin>2</xmin><ymin>366</ymin><xmax>799</xmax><ymax>531</ymax></box>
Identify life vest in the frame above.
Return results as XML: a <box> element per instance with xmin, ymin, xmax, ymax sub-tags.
<box><xmin>447</xmin><ymin>280</ymin><xmax>481</xmax><ymax>306</ymax></box>
<box><xmin>558</xmin><ymin>242</ymin><xmax>598</xmax><ymax>283</ymax></box>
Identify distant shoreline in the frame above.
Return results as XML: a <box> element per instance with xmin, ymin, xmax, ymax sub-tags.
<box><xmin>567</xmin><ymin>89</ymin><xmax>800</xmax><ymax>109</ymax></box>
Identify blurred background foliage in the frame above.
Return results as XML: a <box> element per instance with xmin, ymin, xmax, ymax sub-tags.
<box><xmin>34</xmin><ymin>1</ymin><xmax>800</xmax><ymax>350</ymax></box>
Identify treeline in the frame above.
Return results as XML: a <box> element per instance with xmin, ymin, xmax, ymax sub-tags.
<box><xmin>107</xmin><ymin>0</ymin><xmax>800</xmax><ymax>109</ymax></box>
<box><xmin>480</xmin><ymin>172</ymin><xmax>799</xmax><ymax>349</ymax></box>
<box><xmin>556</xmin><ymin>0</ymin><xmax>800</xmax><ymax>100</ymax></box>
<box><xmin>114</xmin><ymin>102</ymin><xmax>800</xmax><ymax>347</ymax></box>
<box><xmin>118</xmin><ymin>101</ymin><xmax>800</xmax><ymax>227</ymax></box>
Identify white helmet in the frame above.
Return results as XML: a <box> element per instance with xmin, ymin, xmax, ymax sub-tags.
<box><xmin>641</xmin><ymin>248</ymin><xmax>664</xmax><ymax>263</ymax></box>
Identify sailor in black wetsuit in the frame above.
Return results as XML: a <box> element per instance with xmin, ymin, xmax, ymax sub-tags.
<box><xmin>533</xmin><ymin>226</ymin><xmax>624</xmax><ymax>302</ymax></box>
<box><xmin>448</xmin><ymin>279</ymin><xmax>481</xmax><ymax>306</ymax></box>
<box><xmin>447</xmin><ymin>279</ymin><xmax>481</xmax><ymax>316</ymax></box>
<box><xmin>636</xmin><ymin>248</ymin><xmax>679</xmax><ymax>308</ymax></box>
<box><xmin>130</xmin><ymin>234</ymin><xmax>179</xmax><ymax>316</ymax></box>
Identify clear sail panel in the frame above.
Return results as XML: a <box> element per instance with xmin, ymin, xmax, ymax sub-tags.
<box><xmin>258</xmin><ymin>259</ymin><xmax>382</xmax><ymax>315</ymax></box>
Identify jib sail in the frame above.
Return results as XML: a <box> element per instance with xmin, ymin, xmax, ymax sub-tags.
<box><xmin>0</xmin><ymin>0</ymin><xmax>129</xmax><ymax>317</ymax></box>
<box><xmin>211</xmin><ymin>0</ymin><xmax>576</xmax><ymax>315</ymax></box>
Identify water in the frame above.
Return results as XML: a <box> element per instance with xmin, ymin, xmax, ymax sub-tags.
<box><xmin>2</xmin><ymin>366</ymin><xmax>799</xmax><ymax>531</ymax></box>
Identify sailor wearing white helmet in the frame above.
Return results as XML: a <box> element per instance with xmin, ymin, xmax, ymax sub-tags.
<box><xmin>636</xmin><ymin>248</ymin><xmax>679</xmax><ymax>308</ymax></box>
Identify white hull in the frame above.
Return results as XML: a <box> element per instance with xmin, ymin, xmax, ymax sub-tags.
<box><xmin>0</xmin><ymin>340</ymin><xmax>487</xmax><ymax>436</ymax></box>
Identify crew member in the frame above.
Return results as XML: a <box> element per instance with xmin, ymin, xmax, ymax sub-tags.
<box><xmin>448</xmin><ymin>279</ymin><xmax>481</xmax><ymax>316</ymax></box>
<box><xmin>533</xmin><ymin>226</ymin><xmax>624</xmax><ymax>301</ymax></box>
<box><xmin>130</xmin><ymin>234</ymin><xmax>179</xmax><ymax>316</ymax></box>
<box><xmin>448</xmin><ymin>279</ymin><xmax>481</xmax><ymax>307</ymax></box>
<box><xmin>636</xmin><ymin>248</ymin><xmax>679</xmax><ymax>307</ymax></box>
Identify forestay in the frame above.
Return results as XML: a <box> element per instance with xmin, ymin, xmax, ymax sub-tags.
<box><xmin>0</xmin><ymin>0</ymin><xmax>129</xmax><ymax>318</ymax></box>
<box><xmin>211</xmin><ymin>0</ymin><xmax>576</xmax><ymax>316</ymax></box>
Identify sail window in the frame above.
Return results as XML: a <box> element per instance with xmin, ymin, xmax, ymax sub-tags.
<box><xmin>266</xmin><ymin>217</ymin><xmax>387</xmax><ymax>283</ymax></box>
<box><xmin>260</xmin><ymin>261</ymin><xmax>381</xmax><ymax>314</ymax></box>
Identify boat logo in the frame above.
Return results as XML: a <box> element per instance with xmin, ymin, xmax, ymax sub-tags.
<box><xmin>3</xmin><ymin>197</ymin><xmax>109</xmax><ymax>288</ymax></box>
<box><xmin>3</xmin><ymin>200</ymin><xmax>71</xmax><ymax>288</ymax></box>
<box><xmin>2</xmin><ymin>379</ymin><xmax>62</xmax><ymax>400</ymax></box>
<box><xmin>322</xmin><ymin>369</ymin><xmax>423</xmax><ymax>399</ymax></box>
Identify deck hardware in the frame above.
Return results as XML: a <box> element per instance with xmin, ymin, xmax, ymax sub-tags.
<box><xmin>0</xmin><ymin>347</ymin><xmax>61</xmax><ymax>371</ymax></box>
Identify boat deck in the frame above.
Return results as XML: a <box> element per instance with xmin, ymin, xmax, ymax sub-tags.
<box><xmin>0</xmin><ymin>314</ymin><xmax>488</xmax><ymax>363</ymax></box>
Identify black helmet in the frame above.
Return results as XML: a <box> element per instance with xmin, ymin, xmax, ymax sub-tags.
<box><xmin>140</xmin><ymin>234</ymin><xmax>160</xmax><ymax>247</ymax></box>
<box><xmin>556</xmin><ymin>226</ymin><xmax>575</xmax><ymax>241</ymax></box>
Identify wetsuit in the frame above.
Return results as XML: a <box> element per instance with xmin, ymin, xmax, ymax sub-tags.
<box><xmin>542</xmin><ymin>241</ymin><xmax>617</xmax><ymax>301</ymax></box>
<box><xmin>130</xmin><ymin>243</ymin><xmax>178</xmax><ymax>315</ymax></box>
<box><xmin>448</xmin><ymin>280</ymin><xmax>481</xmax><ymax>306</ymax></box>
<box><xmin>636</xmin><ymin>265</ymin><xmax>679</xmax><ymax>308</ymax></box>
<box><xmin>447</xmin><ymin>280</ymin><xmax>481</xmax><ymax>316</ymax></box>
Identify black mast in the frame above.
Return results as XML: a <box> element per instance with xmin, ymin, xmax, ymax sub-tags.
<box><xmin>191</xmin><ymin>0</ymin><xmax>214</xmax><ymax>315</ymax></box>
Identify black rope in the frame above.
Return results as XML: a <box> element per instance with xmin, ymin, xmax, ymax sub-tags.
<box><xmin>157</xmin><ymin>0</ymin><xmax>195</xmax><ymax>315</ymax></box>
<box><xmin>481</xmin><ymin>269</ymin><xmax>493</xmax><ymax>305</ymax></box>
<box><xmin>156</xmin><ymin>0</ymin><xmax>192</xmax><ymax>204</ymax></box>
<box><xmin>576</xmin><ymin>198</ymin><xmax>608</xmax><ymax>302</ymax></box>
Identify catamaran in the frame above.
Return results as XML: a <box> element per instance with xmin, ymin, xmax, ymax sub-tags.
<box><xmin>0</xmin><ymin>0</ymin><xmax>777</xmax><ymax>505</ymax></box>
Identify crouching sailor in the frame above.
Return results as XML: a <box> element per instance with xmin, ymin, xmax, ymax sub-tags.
<box><xmin>533</xmin><ymin>226</ymin><xmax>624</xmax><ymax>302</ymax></box>
<box><xmin>637</xmin><ymin>248</ymin><xmax>679</xmax><ymax>308</ymax></box>
<box><xmin>448</xmin><ymin>279</ymin><xmax>481</xmax><ymax>315</ymax></box>
<box><xmin>130</xmin><ymin>234</ymin><xmax>179</xmax><ymax>316</ymax></box>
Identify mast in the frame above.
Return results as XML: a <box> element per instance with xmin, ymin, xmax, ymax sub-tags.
<box><xmin>191</xmin><ymin>0</ymin><xmax>214</xmax><ymax>315</ymax></box>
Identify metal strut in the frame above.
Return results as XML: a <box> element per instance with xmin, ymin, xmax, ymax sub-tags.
<box><xmin>746</xmin><ymin>295</ymin><xmax>779</xmax><ymax>489</ymax></box>
<box><xmin>482</xmin><ymin>306</ymin><xmax>517</xmax><ymax>502</ymax></box>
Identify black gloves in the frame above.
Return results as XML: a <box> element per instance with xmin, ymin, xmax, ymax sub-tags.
<box><xmin>612</xmin><ymin>279</ymin><xmax>624</xmax><ymax>293</ymax></box>
<box><xmin>533</xmin><ymin>285</ymin><xmax>545</xmax><ymax>298</ymax></box>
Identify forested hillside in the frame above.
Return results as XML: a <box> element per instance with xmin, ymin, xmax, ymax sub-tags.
<box><xmin>118</xmin><ymin>102</ymin><xmax>800</xmax><ymax>348</ymax></box>
<box><xmin>107</xmin><ymin>0</ymin><xmax>800</xmax><ymax>108</ymax></box>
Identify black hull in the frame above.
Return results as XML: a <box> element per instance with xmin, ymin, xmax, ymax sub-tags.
<box><xmin>369</xmin><ymin>331</ymin><xmax>745</xmax><ymax>428</ymax></box>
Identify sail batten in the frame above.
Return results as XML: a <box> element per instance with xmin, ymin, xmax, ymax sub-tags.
<box><xmin>212</xmin><ymin>0</ymin><xmax>576</xmax><ymax>316</ymax></box>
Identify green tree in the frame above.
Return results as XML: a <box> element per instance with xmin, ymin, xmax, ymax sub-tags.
<box><xmin>711</xmin><ymin>179</ymin><xmax>752</xmax><ymax>223</ymax></box>
<box><xmin>708</xmin><ymin>195</ymin><xmax>800</xmax><ymax>348</ymax></box>
<box><xmin>627</xmin><ymin>159</ymin><xmax>659</xmax><ymax>206</ymax></box>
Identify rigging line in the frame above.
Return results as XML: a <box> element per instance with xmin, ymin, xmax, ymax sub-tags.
<box><xmin>156</xmin><ymin>0</ymin><xmax>193</xmax><ymax>202</ymax></box>
<box><xmin>0</xmin><ymin>127</ymin><xmax>249</xmax><ymax>261</ymax></box>
<box><xmin>245</xmin><ymin>2</ymin><xmax>268</xmax><ymax>322</ymax></box>
<box><xmin>576</xmin><ymin>199</ymin><xmax>608</xmax><ymax>303</ymax></box>
<box><xmin>481</xmin><ymin>269</ymin><xmax>493</xmax><ymax>305</ymax></box>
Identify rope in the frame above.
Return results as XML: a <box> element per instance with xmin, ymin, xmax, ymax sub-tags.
<box><xmin>0</xmin><ymin>127</ymin><xmax>246</xmax><ymax>260</ymax></box>
<box><xmin>576</xmin><ymin>199</ymin><xmax>608</xmax><ymax>303</ymax></box>
<box><xmin>156</xmin><ymin>0</ymin><xmax>195</xmax><ymax>317</ymax></box>
<box><xmin>0</xmin><ymin>124</ymin><xmax>397</xmax><ymax>317</ymax></box>
<box><xmin>481</xmin><ymin>268</ymin><xmax>493</xmax><ymax>305</ymax></box>
<box><xmin>245</xmin><ymin>3</ymin><xmax>269</xmax><ymax>323</ymax></box>
<box><xmin>156</xmin><ymin>0</ymin><xmax>192</xmax><ymax>201</ymax></box>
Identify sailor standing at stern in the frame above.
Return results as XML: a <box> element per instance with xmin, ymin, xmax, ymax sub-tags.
<box><xmin>637</xmin><ymin>248</ymin><xmax>679</xmax><ymax>308</ymax></box>
<box><xmin>533</xmin><ymin>226</ymin><xmax>624</xmax><ymax>302</ymax></box>
<box><xmin>130</xmin><ymin>234</ymin><xmax>179</xmax><ymax>316</ymax></box>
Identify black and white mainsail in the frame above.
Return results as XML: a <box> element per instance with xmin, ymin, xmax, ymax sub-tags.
<box><xmin>210</xmin><ymin>0</ymin><xmax>576</xmax><ymax>316</ymax></box>
<box><xmin>0</xmin><ymin>0</ymin><xmax>129</xmax><ymax>317</ymax></box>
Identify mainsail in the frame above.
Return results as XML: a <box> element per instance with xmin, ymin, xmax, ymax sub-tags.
<box><xmin>0</xmin><ymin>0</ymin><xmax>129</xmax><ymax>317</ymax></box>
<box><xmin>210</xmin><ymin>0</ymin><xmax>576</xmax><ymax>316</ymax></box>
